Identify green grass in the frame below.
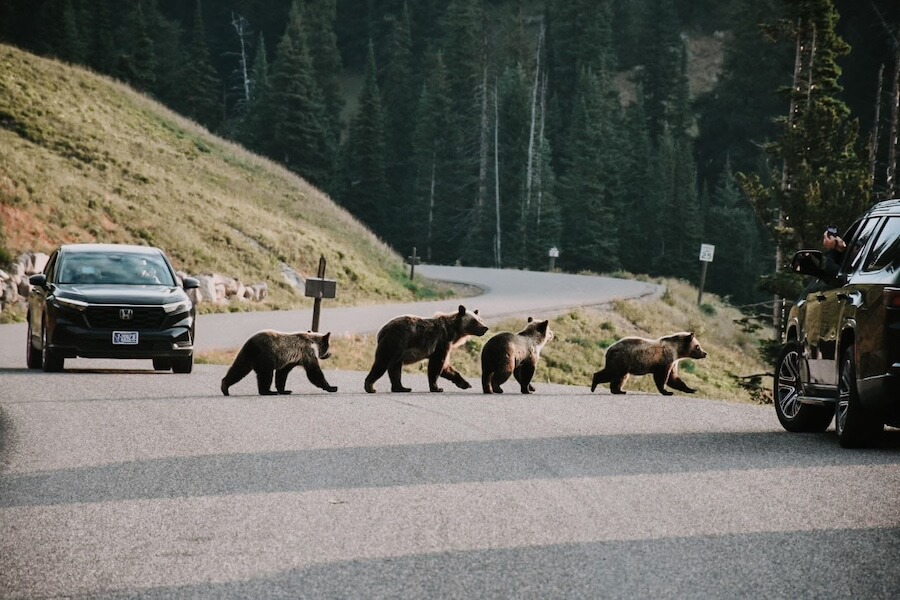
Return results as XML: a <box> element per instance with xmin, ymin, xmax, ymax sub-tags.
<box><xmin>0</xmin><ymin>44</ymin><xmax>451</xmax><ymax>312</ymax></box>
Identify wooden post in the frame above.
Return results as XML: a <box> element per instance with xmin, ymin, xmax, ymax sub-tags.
<box><xmin>407</xmin><ymin>247</ymin><xmax>420</xmax><ymax>280</ymax></box>
<box><xmin>311</xmin><ymin>255</ymin><xmax>326</xmax><ymax>332</ymax></box>
<box><xmin>697</xmin><ymin>261</ymin><xmax>708</xmax><ymax>306</ymax></box>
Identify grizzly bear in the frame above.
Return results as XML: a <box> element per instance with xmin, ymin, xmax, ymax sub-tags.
<box><xmin>590</xmin><ymin>332</ymin><xmax>707</xmax><ymax>395</ymax></box>
<box><xmin>221</xmin><ymin>330</ymin><xmax>338</xmax><ymax>396</ymax></box>
<box><xmin>364</xmin><ymin>304</ymin><xmax>489</xmax><ymax>393</ymax></box>
<box><xmin>481</xmin><ymin>317</ymin><xmax>554</xmax><ymax>394</ymax></box>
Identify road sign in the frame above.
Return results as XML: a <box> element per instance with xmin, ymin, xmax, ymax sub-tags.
<box><xmin>699</xmin><ymin>244</ymin><xmax>715</xmax><ymax>263</ymax></box>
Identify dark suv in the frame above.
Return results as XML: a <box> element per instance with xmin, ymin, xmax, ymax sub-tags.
<box><xmin>27</xmin><ymin>244</ymin><xmax>199</xmax><ymax>373</ymax></box>
<box><xmin>775</xmin><ymin>200</ymin><xmax>900</xmax><ymax>447</ymax></box>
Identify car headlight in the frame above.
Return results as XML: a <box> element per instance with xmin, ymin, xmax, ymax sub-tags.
<box><xmin>162</xmin><ymin>300</ymin><xmax>191</xmax><ymax>314</ymax></box>
<box><xmin>52</xmin><ymin>296</ymin><xmax>88</xmax><ymax>312</ymax></box>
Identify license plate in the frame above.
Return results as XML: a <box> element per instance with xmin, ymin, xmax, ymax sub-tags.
<box><xmin>113</xmin><ymin>331</ymin><xmax>139</xmax><ymax>345</ymax></box>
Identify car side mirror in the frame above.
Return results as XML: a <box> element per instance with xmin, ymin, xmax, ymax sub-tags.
<box><xmin>28</xmin><ymin>273</ymin><xmax>48</xmax><ymax>289</ymax></box>
<box><xmin>181</xmin><ymin>277</ymin><xmax>200</xmax><ymax>290</ymax></box>
<box><xmin>791</xmin><ymin>250</ymin><xmax>825</xmax><ymax>277</ymax></box>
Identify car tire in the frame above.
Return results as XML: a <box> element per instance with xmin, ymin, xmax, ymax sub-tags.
<box><xmin>40</xmin><ymin>319</ymin><xmax>64</xmax><ymax>372</ymax></box>
<box><xmin>774</xmin><ymin>341</ymin><xmax>832</xmax><ymax>432</ymax></box>
<box><xmin>152</xmin><ymin>358</ymin><xmax>172</xmax><ymax>371</ymax></box>
<box><xmin>26</xmin><ymin>318</ymin><xmax>42</xmax><ymax>369</ymax></box>
<box><xmin>835</xmin><ymin>345</ymin><xmax>883</xmax><ymax>448</ymax></box>
<box><xmin>172</xmin><ymin>354</ymin><xmax>193</xmax><ymax>374</ymax></box>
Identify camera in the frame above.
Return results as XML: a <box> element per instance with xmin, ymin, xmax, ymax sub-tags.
<box><xmin>825</xmin><ymin>226</ymin><xmax>839</xmax><ymax>238</ymax></box>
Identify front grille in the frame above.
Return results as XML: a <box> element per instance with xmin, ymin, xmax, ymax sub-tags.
<box><xmin>85</xmin><ymin>306</ymin><xmax>166</xmax><ymax>330</ymax></box>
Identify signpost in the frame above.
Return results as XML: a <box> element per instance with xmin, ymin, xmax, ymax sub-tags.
<box><xmin>697</xmin><ymin>243</ymin><xmax>715</xmax><ymax>305</ymax></box>
<box><xmin>548</xmin><ymin>246</ymin><xmax>560</xmax><ymax>271</ymax></box>
<box><xmin>304</xmin><ymin>255</ymin><xmax>337</xmax><ymax>332</ymax></box>
<box><xmin>407</xmin><ymin>247</ymin><xmax>421</xmax><ymax>280</ymax></box>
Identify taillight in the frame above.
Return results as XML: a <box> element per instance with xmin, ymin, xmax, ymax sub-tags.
<box><xmin>885</xmin><ymin>288</ymin><xmax>900</xmax><ymax>309</ymax></box>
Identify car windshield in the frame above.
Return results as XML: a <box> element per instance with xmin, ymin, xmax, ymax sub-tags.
<box><xmin>57</xmin><ymin>251</ymin><xmax>176</xmax><ymax>286</ymax></box>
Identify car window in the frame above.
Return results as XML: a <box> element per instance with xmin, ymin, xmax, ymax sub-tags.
<box><xmin>58</xmin><ymin>252</ymin><xmax>176</xmax><ymax>285</ymax></box>
<box><xmin>863</xmin><ymin>216</ymin><xmax>900</xmax><ymax>272</ymax></box>
<box><xmin>844</xmin><ymin>217</ymin><xmax>882</xmax><ymax>273</ymax></box>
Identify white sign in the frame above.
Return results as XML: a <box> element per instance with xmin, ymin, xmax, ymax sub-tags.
<box><xmin>548</xmin><ymin>246</ymin><xmax>560</xmax><ymax>258</ymax></box>
<box><xmin>699</xmin><ymin>243</ymin><xmax>715</xmax><ymax>263</ymax></box>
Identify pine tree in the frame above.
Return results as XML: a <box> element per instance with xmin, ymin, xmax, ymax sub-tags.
<box><xmin>380</xmin><ymin>6</ymin><xmax>418</xmax><ymax>245</ymax></box>
<box><xmin>83</xmin><ymin>0</ymin><xmax>117</xmax><ymax>75</ymax></box>
<box><xmin>237</xmin><ymin>32</ymin><xmax>269</xmax><ymax>151</ymax></box>
<box><xmin>302</xmin><ymin>0</ymin><xmax>344</xmax><ymax>149</ymax></box>
<box><xmin>638</xmin><ymin>0</ymin><xmax>682</xmax><ymax>144</ymax></box>
<box><xmin>738</xmin><ymin>0</ymin><xmax>871</xmax><ymax>261</ymax></box>
<box><xmin>558</xmin><ymin>68</ymin><xmax>620</xmax><ymax>273</ymax></box>
<box><xmin>115</xmin><ymin>1</ymin><xmax>157</xmax><ymax>92</ymax></box>
<box><xmin>336</xmin><ymin>43</ymin><xmax>391</xmax><ymax>234</ymax></box>
<box><xmin>263</xmin><ymin>1</ymin><xmax>333</xmax><ymax>188</ymax></box>
<box><xmin>177</xmin><ymin>0</ymin><xmax>221</xmax><ymax>130</ymax></box>
<box><xmin>410</xmin><ymin>52</ymin><xmax>457</xmax><ymax>262</ymax></box>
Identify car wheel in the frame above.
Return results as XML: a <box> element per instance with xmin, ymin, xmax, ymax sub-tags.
<box><xmin>774</xmin><ymin>341</ymin><xmax>832</xmax><ymax>432</ymax></box>
<box><xmin>40</xmin><ymin>319</ymin><xmax>64</xmax><ymax>372</ymax></box>
<box><xmin>835</xmin><ymin>346</ymin><xmax>883</xmax><ymax>448</ymax></box>
<box><xmin>152</xmin><ymin>358</ymin><xmax>172</xmax><ymax>371</ymax></box>
<box><xmin>26</xmin><ymin>318</ymin><xmax>42</xmax><ymax>369</ymax></box>
<box><xmin>172</xmin><ymin>353</ymin><xmax>193</xmax><ymax>374</ymax></box>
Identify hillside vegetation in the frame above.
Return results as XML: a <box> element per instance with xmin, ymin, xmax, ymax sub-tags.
<box><xmin>0</xmin><ymin>44</ymin><xmax>442</xmax><ymax>309</ymax></box>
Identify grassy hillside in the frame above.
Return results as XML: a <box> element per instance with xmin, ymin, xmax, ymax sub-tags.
<box><xmin>0</xmin><ymin>44</ymin><xmax>444</xmax><ymax>310</ymax></box>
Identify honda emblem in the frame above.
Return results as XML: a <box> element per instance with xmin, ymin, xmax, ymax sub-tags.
<box><xmin>119</xmin><ymin>308</ymin><xmax>133</xmax><ymax>321</ymax></box>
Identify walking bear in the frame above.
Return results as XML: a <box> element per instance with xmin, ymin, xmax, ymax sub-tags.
<box><xmin>481</xmin><ymin>317</ymin><xmax>554</xmax><ymax>394</ymax></box>
<box><xmin>590</xmin><ymin>332</ymin><xmax>707</xmax><ymax>396</ymax></box>
<box><xmin>221</xmin><ymin>330</ymin><xmax>338</xmax><ymax>396</ymax></box>
<box><xmin>364</xmin><ymin>305</ymin><xmax>489</xmax><ymax>393</ymax></box>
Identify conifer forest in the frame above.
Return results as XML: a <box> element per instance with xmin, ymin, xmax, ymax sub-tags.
<box><xmin>2</xmin><ymin>0</ymin><xmax>899</xmax><ymax>304</ymax></box>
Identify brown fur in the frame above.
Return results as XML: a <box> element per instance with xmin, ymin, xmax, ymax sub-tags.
<box><xmin>481</xmin><ymin>317</ymin><xmax>554</xmax><ymax>394</ymax></box>
<box><xmin>590</xmin><ymin>332</ymin><xmax>707</xmax><ymax>395</ymax></box>
<box><xmin>364</xmin><ymin>304</ymin><xmax>489</xmax><ymax>393</ymax></box>
<box><xmin>221</xmin><ymin>330</ymin><xmax>337</xmax><ymax>396</ymax></box>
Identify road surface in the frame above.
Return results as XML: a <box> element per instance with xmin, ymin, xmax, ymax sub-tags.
<box><xmin>1</xmin><ymin>267</ymin><xmax>898</xmax><ymax>598</ymax></box>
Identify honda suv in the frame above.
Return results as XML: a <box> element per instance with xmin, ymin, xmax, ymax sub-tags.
<box><xmin>27</xmin><ymin>244</ymin><xmax>199</xmax><ymax>373</ymax></box>
<box><xmin>775</xmin><ymin>199</ymin><xmax>900</xmax><ymax>447</ymax></box>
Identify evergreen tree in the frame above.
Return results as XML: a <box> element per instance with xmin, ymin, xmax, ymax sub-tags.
<box><xmin>336</xmin><ymin>43</ymin><xmax>390</xmax><ymax>234</ymax></box>
<box><xmin>495</xmin><ymin>64</ymin><xmax>531</xmax><ymax>267</ymax></box>
<box><xmin>706</xmin><ymin>160</ymin><xmax>766</xmax><ymax>302</ymax></box>
<box><xmin>115</xmin><ymin>1</ymin><xmax>157</xmax><ymax>92</ymax></box>
<box><xmin>237</xmin><ymin>32</ymin><xmax>269</xmax><ymax>151</ymax></box>
<box><xmin>738</xmin><ymin>0</ymin><xmax>871</xmax><ymax>262</ymax></box>
<box><xmin>558</xmin><ymin>68</ymin><xmax>620</xmax><ymax>273</ymax></box>
<box><xmin>303</xmin><ymin>0</ymin><xmax>344</xmax><ymax>149</ymax></box>
<box><xmin>410</xmin><ymin>52</ymin><xmax>457</xmax><ymax>261</ymax></box>
<box><xmin>380</xmin><ymin>6</ymin><xmax>418</xmax><ymax>245</ymax></box>
<box><xmin>145</xmin><ymin>1</ymin><xmax>185</xmax><ymax>108</ymax></box>
<box><xmin>638</xmin><ymin>0</ymin><xmax>681</xmax><ymax>144</ymax></box>
<box><xmin>263</xmin><ymin>0</ymin><xmax>333</xmax><ymax>188</ymax></box>
<box><xmin>83</xmin><ymin>0</ymin><xmax>117</xmax><ymax>75</ymax></box>
<box><xmin>177</xmin><ymin>0</ymin><xmax>221</xmax><ymax>129</ymax></box>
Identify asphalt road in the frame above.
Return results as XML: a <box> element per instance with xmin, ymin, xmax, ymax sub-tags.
<box><xmin>1</xmin><ymin>267</ymin><xmax>898</xmax><ymax>599</ymax></box>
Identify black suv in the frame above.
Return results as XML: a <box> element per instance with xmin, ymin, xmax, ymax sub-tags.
<box><xmin>27</xmin><ymin>244</ymin><xmax>199</xmax><ymax>373</ymax></box>
<box><xmin>775</xmin><ymin>200</ymin><xmax>900</xmax><ymax>447</ymax></box>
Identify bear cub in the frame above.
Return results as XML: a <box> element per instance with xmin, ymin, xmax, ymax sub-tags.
<box><xmin>590</xmin><ymin>332</ymin><xmax>707</xmax><ymax>396</ymax></box>
<box><xmin>364</xmin><ymin>304</ymin><xmax>489</xmax><ymax>393</ymax></box>
<box><xmin>221</xmin><ymin>330</ymin><xmax>338</xmax><ymax>396</ymax></box>
<box><xmin>481</xmin><ymin>317</ymin><xmax>553</xmax><ymax>394</ymax></box>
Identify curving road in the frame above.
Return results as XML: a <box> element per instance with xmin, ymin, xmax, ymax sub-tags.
<box><xmin>0</xmin><ymin>267</ymin><xmax>898</xmax><ymax>599</ymax></box>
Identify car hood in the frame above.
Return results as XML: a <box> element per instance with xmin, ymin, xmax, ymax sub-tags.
<box><xmin>54</xmin><ymin>284</ymin><xmax>190</xmax><ymax>306</ymax></box>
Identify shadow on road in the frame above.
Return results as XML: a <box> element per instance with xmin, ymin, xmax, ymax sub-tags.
<box><xmin>2</xmin><ymin>429</ymin><xmax>898</xmax><ymax>508</ymax></box>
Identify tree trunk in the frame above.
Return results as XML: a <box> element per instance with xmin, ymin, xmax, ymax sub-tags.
<box><xmin>887</xmin><ymin>45</ymin><xmax>900</xmax><ymax>198</ymax></box>
<box><xmin>494</xmin><ymin>83</ymin><xmax>502</xmax><ymax>268</ymax></box>
<box><xmin>231</xmin><ymin>13</ymin><xmax>251</xmax><ymax>105</ymax></box>
<box><xmin>427</xmin><ymin>152</ymin><xmax>436</xmax><ymax>262</ymax></box>
<box><xmin>870</xmin><ymin>63</ymin><xmax>884</xmax><ymax>195</ymax></box>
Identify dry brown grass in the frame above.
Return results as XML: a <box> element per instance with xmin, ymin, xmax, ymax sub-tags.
<box><xmin>0</xmin><ymin>44</ymin><xmax>444</xmax><ymax>310</ymax></box>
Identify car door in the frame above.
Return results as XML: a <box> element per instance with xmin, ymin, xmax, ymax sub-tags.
<box><xmin>814</xmin><ymin>217</ymin><xmax>882</xmax><ymax>387</ymax></box>
<box><xmin>28</xmin><ymin>250</ymin><xmax>59</xmax><ymax>347</ymax></box>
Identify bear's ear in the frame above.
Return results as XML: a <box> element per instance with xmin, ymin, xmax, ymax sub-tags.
<box><xmin>458</xmin><ymin>305</ymin><xmax>466</xmax><ymax>315</ymax></box>
<box><xmin>527</xmin><ymin>316</ymin><xmax>533</xmax><ymax>323</ymax></box>
<box><xmin>687</xmin><ymin>332</ymin><xmax>695</xmax><ymax>341</ymax></box>
<box><xmin>537</xmin><ymin>320</ymin><xmax>548</xmax><ymax>334</ymax></box>
<box><xmin>474</xmin><ymin>309</ymin><xmax>479</xmax><ymax>315</ymax></box>
<box><xmin>323</xmin><ymin>332</ymin><xmax>331</xmax><ymax>341</ymax></box>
